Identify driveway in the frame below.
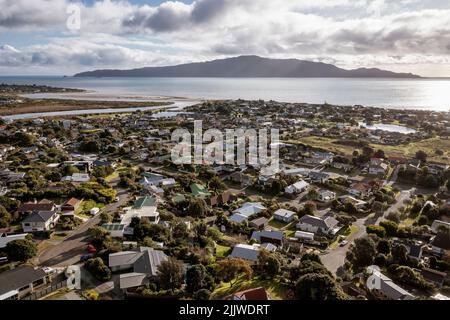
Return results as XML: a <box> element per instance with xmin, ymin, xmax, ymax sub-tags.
<box><xmin>37</xmin><ymin>189</ymin><xmax>129</xmax><ymax>267</ymax></box>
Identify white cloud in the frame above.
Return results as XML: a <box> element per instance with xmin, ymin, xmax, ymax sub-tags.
<box><xmin>0</xmin><ymin>0</ymin><xmax>450</xmax><ymax>76</ymax></box>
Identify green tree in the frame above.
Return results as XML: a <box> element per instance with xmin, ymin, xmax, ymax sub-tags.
<box><xmin>415</xmin><ymin>150</ymin><xmax>428</xmax><ymax>163</ymax></box>
<box><xmin>346</xmin><ymin>236</ymin><xmax>377</xmax><ymax>271</ymax></box>
<box><xmin>366</xmin><ymin>225</ymin><xmax>386</xmax><ymax>238</ymax></box>
<box><xmin>187</xmin><ymin>198</ymin><xmax>207</xmax><ymax>218</ymax></box>
<box><xmin>186</xmin><ymin>264</ymin><xmax>213</xmax><ymax>293</ymax></box>
<box><xmin>208</xmin><ymin>176</ymin><xmax>225</xmax><ymax>192</ymax></box>
<box><xmin>157</xmin><ymin>257</ymin><xmax>185</xmax><ymax>290</ymax></box>
<box><xmin>217</xmin><ymin>258</ymin><xmax>253</xmax><ymax>287</ymax></box>
<box><xmin>85</xmin><ymin>257</ymin><xmax>111</xmax><ymax>281</ymax></box>
<box><xmin>5</xmin><ymin>239</ymin><xmax>37</xmax><ymax>262</ymax></box>
<box><xmin>295</xmin><ymin>273</ymin><xmax>346</xmax><ymax>300</ymax></box>
<box><xmin>377</xmin><ymin>239</ymin><xmax>391</xmax><ymax>254</ymax></box>
<box><xmin>0</xmin><ymin>205</ymin><xmax>11</xmax><ymax>227</ymax></box>
<box><xmin>257</xmin><ymin>250</ymin><xmax>281</xmax><ymax>279</ymax></box>
<box><xmin>379</xmin><ymin>220</ymin><xmax>398</xmax><ymax>237</ymax></box>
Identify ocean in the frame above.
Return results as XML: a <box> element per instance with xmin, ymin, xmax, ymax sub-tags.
<box><xmin>1</xmin><ymin>76</ymin><xmax>449</xmax><ymax>111</ymax></box>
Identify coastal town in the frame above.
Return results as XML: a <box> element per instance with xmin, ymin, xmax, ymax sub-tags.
<box><xmin>1</xmin><ymin>87</ymin><xmax>450</xmax><ymax>301</ymax></box>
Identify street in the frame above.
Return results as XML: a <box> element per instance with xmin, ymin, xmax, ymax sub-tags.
<box><xmin>37</xmin><ymin>188</ymin><xmax>129</xmax><ymax>267</ymax></box>
<box><xmin>321</xmin><ymin>185</ymin><xmax>415</xmax><ymax>275</ymax></box>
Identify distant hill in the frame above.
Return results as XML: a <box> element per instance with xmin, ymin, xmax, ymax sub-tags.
<box><xmin>74</xmin><ymin>55</ymin><xmax>420</xmax><ymax>78</ymax></box>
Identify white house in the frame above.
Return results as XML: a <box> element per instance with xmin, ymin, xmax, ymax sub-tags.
<box><xmin>296</xmin><ymin>214</ymin><xmax>339</xmax><ymax>235</ymax></box>
<box><xmin>285</xmin><ymin>180</ymin><xmax>310</xmax><ymax>195</ymax></box>
<box><xmin>229</xmin><ymin>202</ymin><xmax>266</xmax><ymax>224</ymax></box>
<box><xmin>273</xmin><ymin>208</ymin><xmax>296</xmax><ymax>223</ymax></box>
<box><xmin>317</xmin><ymin>189</ymin><xmax>336</xmax><ymax>203</ymax></box>
<box><xmin>21</xmin><ymin>211</ymin><xmax>59</xmax><ymax>233</ymax></box>
<box><xmin>294</xmin><ymin>231</ymin><xmax>315</xmax><ymax>242</ymax></box>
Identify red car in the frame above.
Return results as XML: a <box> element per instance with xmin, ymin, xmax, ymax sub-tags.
<box><xmin>87</xmin><ymin>244</ymin><xmax>97</xmax><ymax>253</ymax></box>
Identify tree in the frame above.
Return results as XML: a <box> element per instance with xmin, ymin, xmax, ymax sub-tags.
<box><xmin>89</xmin><ymin>226</ymin><xmax>111</xmax><ymax>249</ymax></box>
<box><xmin>100</xmin><ymin>212</ymin><xmax>112</xmax><ymax>224</ymax></box>
<box><xmin>307</xmin><ymin>188</ymin><xmax>319</xmax><ymax>201</ymax></box>
<box><xmin>391</xmin><ymin>244</ymin><xmax>408</xmax><ymax>265</ymax></box>
<box><xmin>208</xmin><ymin>176</ymin><xmax>225</xmax><ymax>192</ymax></box>
<box><xmin>372</xmin><ymin>201</ymin><xmax>384</xmax><ymax>214</ymax></box>
<box><xmin>366</xmin><ymin>225</ymin><xmax>386</xmax><ymax>238</ymax></box>
<box><xmin>377</xmin><ymin>239</ymin><xmax>391</xmax><ymax>254</ymax></box>
<box><xmin>217</xmin><ymin>258</ymin><xmax>253</xmax><ymax>287</ymax></box>
<box><xmin>415</xmin><ymin>150</ymin><xmax>428</xmax><ymax>163</ymax></box>
<box><xmin>157</xmin><ymin>257</ymin><xmax>185</xmax><ymax>290</ymax></box>
<box><xmin>379</xmin><ymin>220</ymin><xmax>398</xmax><ymax>237</ymax></box>
<box><xmin>302</xmin><ymin>202</ymin><xmax>317</xmax><ymax>216</ymax></box>
<box><xmin>0</xmin><ymin>205</ymin><xmax>11</xmax><ymax>227</ymax></box>
<box><xmin>346</xmin><ymin>236</ymin><xmax>377</xmax><ymax>271</ymax></box>
<box><xmin>295</xmin><ymin>273</ymin><xmax>346</xmax><ymax>300</ymax></box>
<box><xmin>186</xmin><ymin>264</ymin><xmax>213</xmax><ymax>293</ymax></box>
<box><xmin>187</xmin><ymin>198</ymin><xmax>207</xmax><ymax>218</ymax></box>
<box><xmin>257</xmin><ymin>250</ymin><xmax>281</xmax><ymax>279</ymax></box>
<box><xmin>85</xmin><ymin>257</ymin><xmax>111</xmax><ymax>281</ymax></box>
<box><xmin>6</xmin><ymin>239</ymin><xmax>37</xmax><ymax>262</ymax></box>
<box><xmin>374</xmin><ymin>149</ymin><xmax>385</xmax><ymax>159</ymax></box>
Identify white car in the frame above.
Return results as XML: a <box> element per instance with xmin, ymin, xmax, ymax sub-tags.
<box><xmin>339</xmin><ymin>240</ymin><xmax>349</xmax><ymax>247</ymax></box>
<box><xmin>43</xmin><ymin>267</ymin><xmax>56</xmax><ymax>274</ymax></box>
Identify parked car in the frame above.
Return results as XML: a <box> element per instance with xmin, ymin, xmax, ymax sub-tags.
<box><xmin>43</xmin><ymin>267</ymin><xmax>56</xmax><ymax>275</ymax></box>
<box><xmin>87</xmin><ymin>244</ymin><xmax>97</xmax><ymax>253</ymax></box>
<box><xmin>80</xmin><ymin>254</ymin><xmax>93</xmax><ymax>262</ymax></box>
<box><xmin>340</xmin><ymin>240</ymin><xmax>349</xmax><ymax>247</ymax></box>
<box><xmin>0</xmin><ymin>256</ymin><xmax>8</xmax><ymax>265</ymax></box>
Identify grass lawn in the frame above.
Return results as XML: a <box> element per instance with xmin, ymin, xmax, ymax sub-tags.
<box><xmin>215</xmin><ymin>244</ymin><xmax>231</xmax><ymax>259</ymax></box>
<box><xmin>75</xmin><ymin>200</ymin><xmax>105</xmax><ymax>218</ymax></box>
<box><xmin>51</xmin><ymin>232</ymin><xmax>69</xmax><ymax>241</ymax></box>
<box><xmin>400</xmin><ymin>218</ymin><xmax>417</xmax><ymax>228</ymax></box>
<box><xmin>268</xmin><ymin>218</ymin><xmax>287</xmax><ymax>230</ymax></box>
<box><xmin>212</xmin><ymin>277</ymin><xmax>291</xmax><ymax>300</ymax></box>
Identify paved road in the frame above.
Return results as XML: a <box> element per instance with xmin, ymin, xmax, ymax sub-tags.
<box><xmin>321</xmin><ymin>187</ymin><xmax>415</xmax><ymax>275</ymax></box>
<box><xmin>37</xmin><ymin>189</ymin><xmax>129</xmax><ymax>267</ymax></box>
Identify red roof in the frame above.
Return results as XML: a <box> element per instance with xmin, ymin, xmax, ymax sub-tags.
<box><xmin>227</xmin><ymin>287</ymin><xmax>270</xmax><ymax>300</ymax></box>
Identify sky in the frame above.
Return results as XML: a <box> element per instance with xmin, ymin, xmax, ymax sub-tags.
<box><xmin>0</xmin><ymin>0</ymin><xmax>450</xmax><ymax>76</ymax></box>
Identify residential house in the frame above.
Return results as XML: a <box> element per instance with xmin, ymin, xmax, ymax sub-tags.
<box><xmin>296</xmin><ymin>214</ymin><xmax>339</xmax><ymax>235</ymax></box>
<box><xmin>140</xmin><ymin>172</ymin><xmax>176</xmax><ymax>190</ymax></box>
<box><xmin>430</xmin><ymin>232</ymin><xmax>450</xmax><ymax>257</ymax></box>
<box><xmin>229</xmin><ymin>202</ymin><xmax>266</xmax><ymax>224</ymax></box>
<box><xmin>249</xmin><ymin>217</ymin><xmax>269</xmax><ymax>230</ymax></box>
<box><xmin>228</xmin><ymin>171</ymin><xmax>252</xmax><ymax>187</ymax></box>
<box><xmin>308</xmin><ymin>171</ymin><xmax>330</xmax><ymax>183</ymax></box>
<box><xmin>285</xmin><ymin>180</ymin><xmax>310</xmax><ymax>195</ymax></box>
<box><xmin>0</xmin><ymin>266</ymin><xmax>50</xmax><ymax>300</ymax></box>
<box><xmin>108</xmin><ymin>247</ymin><xmax>169</xmax><ymax>290</ymax></box>
<box><xmin>251</xmin><ymin>230</ymin><xmax>284</xmax><ymax>246</ymax></box>
<box><xmin>317</xmin><ymin>189</ymin><xmax>336</xmax><ymax>203</ymax></box>
<box><xmin>420</xmin><ymin>268</ymin><xmax>447</xmax><ymax>288</ymax></box>
<box><xmin>349</xmin><ymin>183</ymin><xmax>372</xmax><ymax>199</ymax></box>
<box><xmin>61</xmin><ymin>173</ymin><xmax>90</xmax><ymax>183</ymax></box>
<box><xmin>22</xmin><ymin>211</ymin><xmax>59</xmax><ymax>233</ymax></box>
<box><xmin>225</xmin><ymin>287</ymin><xmax>270</xmax><ymax>300</ymax></box>
<box><xmin>229</xmin><ymin>244</ymin><xmax>260</xmax><ymax>263</ymax></box>
<box><xmin>61</xmin><ymin>198</ymin><xmax>82</xmax><ymax>213</ymax></box>
<box><xmin>431</xmin><ymin>220</ymin><xmax>450</xmax><ymax>234</ymax></box>
<box><xmin>190</xmin><ymin>183</ymin><xmax>210</xmax><ymax>198</ymax></box>
<box><xmin>18</xmin><ymin>200</ymin><xmax>56</xmax><ymax>214</ymax></box>
<box><xmin>102</xmin><ymin>223</ymin><xmax>126</xmax><ymax>238</ymax></box>
<box><xmin>294</xmin><ymin>231</ymin><xmax>315</xmax><ymax>242</ymax></box>
<box><xmin>366</xmin><ymin>266</ymin><xmax>414</xmax><ymax>300</ymax></box>
<box><xmin>369</xmin><ymin>158</ymin><xmax>389</xmax><ymax>176</ymax></box>
<box><xmin>209</xmin><ymin>191</ymin><xmax>236</xmax><ymax>207</ymax></box>
<box><xmin>118</xmin><ymin>196</ymin><xmax>160</xmax><ymax>236</ymax></box>
<box><xmin>273</xmin><ymin>208</ymin><xmax>296</xmax><ymax>223</ymax></box>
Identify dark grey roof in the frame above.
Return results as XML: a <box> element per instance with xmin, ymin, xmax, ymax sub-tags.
<box><xmin>431</xmin><ymin>233</ymin><xmax>450</xmax><ymax>250</ymax></box>
<box><xmin>134</xmin><ymin>248</ymin><xmax>168</xmax><ymax>277</ymax></box>
<box><xmin>0</xmin><ymin>266</ymin><xmax>47</xmax><ymax>296</ymax></box>
<box><xmin>22</xmin><ymin>211</ymin><xmax>56</xmax><ymax>223</ymax></box>
<box><xmin>408</xmin><ymin>244</ymin><xmax>423</xmax><ymax>258</ymax></box>
<box><xmin>251</xmin><ymin>230</ymin><xmax>284</xmax><ymax>242</ymax></box>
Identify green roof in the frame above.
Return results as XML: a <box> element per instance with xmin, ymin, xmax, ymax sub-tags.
<box><xmin>190</xmin><ymin>183</ymin><xmax>210</xmax><ymax>197</ymax></box>
<box><xmin>133</xmin><ymin>196</ymin><xmax>156</xmax><ymax>209</ymax></box>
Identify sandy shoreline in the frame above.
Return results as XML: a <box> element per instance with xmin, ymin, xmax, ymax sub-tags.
<box><xmin>20</xmin><ymin>91</ymin><xmax>191</xmax><ymax>102</ymax></box>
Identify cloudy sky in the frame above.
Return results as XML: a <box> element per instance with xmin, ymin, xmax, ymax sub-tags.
<box><xmin>1</xmin><ymin>0</ymin><xmax>450</xmax><ymax>76</ymax></box>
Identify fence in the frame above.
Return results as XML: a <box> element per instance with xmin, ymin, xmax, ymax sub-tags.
<box><xmin>23</xmin><ymin>280</ymin><xmax>67</xmax><ymax>300</ymax></box>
